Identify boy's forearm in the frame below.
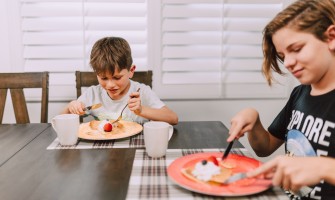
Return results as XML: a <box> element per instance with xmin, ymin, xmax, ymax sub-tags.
<box><xmin>137</xmin><ymin>106</ymin><xmax>178</xmax><ymax>125</ymax></box>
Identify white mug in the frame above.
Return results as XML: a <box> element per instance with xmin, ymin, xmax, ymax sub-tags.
<box><xmin>143</xmin><ymin>121</ymin><xmax>173</xmax><ymax>158</ymax></box>
<box><xmin>51</xmin><ymin>114</ymin><xmax>79</xmax><ymax>145</ymax></box>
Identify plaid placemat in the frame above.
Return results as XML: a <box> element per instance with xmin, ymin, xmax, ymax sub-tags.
<box><xmin>126</xmin><ymin>148</ymin><xmax>289</xmax><ymax>200</ymax></box>
<box><xmin>47</xmin><ymin>132</ymin><xmax>145</xmax><ymax>149</ymax></box>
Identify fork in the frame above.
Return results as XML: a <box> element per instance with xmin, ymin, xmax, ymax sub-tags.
<box><xmin>223</xmin><ymin>172</ymin><xmax>312</xmax><ymax>197</ymax></box>
<box><xmin>84</xmin><ymin>103</ymin><xmax>102</xmax><ymax>111</ymax></box>
<box><xmin>112</xmin><ymin>88</ymin><xmax>140</xmax><ymax>124</ymax></box>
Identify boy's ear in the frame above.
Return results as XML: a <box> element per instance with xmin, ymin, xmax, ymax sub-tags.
<box><xmin>326</xmin><ymin>25</ymin><xmax>335</xmax><ymax>50</ymax></box>
<box><xmin>129</xmin><ymin>65</ymin><xmax>136</xmax><ymax>78</ymax></box>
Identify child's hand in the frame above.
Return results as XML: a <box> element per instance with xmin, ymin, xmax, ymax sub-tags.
<box><xmin>67</xmin><ymin>100</ymin><xmax>86</xmax><ymax>115</ymax></box>
<box><xmin>128</xmin><ymin>90</ymin><xmax>142</xmax><ymax>115</ymax></box>
<box><xmin>247</xmin><ymin>156</ymin><xmax>325</xmax><ymax>193</ymax></box>
<box><xmin>228</xmin><ymin>108</ymin><xmax>259</xmax><ymax>142</ymax></box>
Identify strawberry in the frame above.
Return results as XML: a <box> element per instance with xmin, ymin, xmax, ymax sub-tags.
<box><xmin>103</xmin><ymin>123</ymin><xmax>113</xmax><ymax>132</ymax></box>
<box><xmin>207</xmin><ymin>156</ymin><xmax>219</xmax><ymax>166</ymax></box>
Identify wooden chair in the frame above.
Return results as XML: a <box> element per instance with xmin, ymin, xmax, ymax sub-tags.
<box><xmin>75</xmin><ymin>70</ymin><xmax>153</xmax><ymax>98</ymax></box>
<box><xmin>0</xmin><ymin>72</ymin><xmax>49</xmax><ymax>124</ymax></box>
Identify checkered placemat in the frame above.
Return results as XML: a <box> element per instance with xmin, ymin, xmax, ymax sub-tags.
<box><xmin>126</xmin><ymin>148</ymin><xmax>289</xmax><ymax>200</ymax></box>
<box><xmin>47</xmin><ymin>132</ymin><xmax>145</xmax><ymax>149</ymax></box>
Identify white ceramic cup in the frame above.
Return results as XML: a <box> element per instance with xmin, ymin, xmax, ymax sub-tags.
<box><xmin>51</xmin><ymin>114</ymin><xmax>79</xmax><ymax>145</ymax></box>
<box><xmin>143</xmin><ymin>121</ymin><xmax>173</xmax><ymax>158</ymax></box>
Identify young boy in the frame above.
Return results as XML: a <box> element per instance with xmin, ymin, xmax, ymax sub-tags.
<box><xmin>63</xmin><ymin>37</ymin><xmax>178</xmax><ymax>125</ymax></box>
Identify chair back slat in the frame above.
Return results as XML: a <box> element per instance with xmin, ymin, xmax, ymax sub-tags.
<box><xmin>0</xmin><ymin>72</ymin><xmax>49</xmax><ymax>124</ymax></box>
<box><xmin>132</xmin><ymin>71</ymin><xmax>153</xmax><ymax>88</ymax></box>
<box><xmin>0</xmin><ymin>73</ymin><xmax>47</xmax><ymax>89</ymax></box>
<box><xmin>41</xmin><ymin>74</ymin><xmax>49</xmax><ymax>123</ymax></box>
<box><xmin>0</xmin><ymin>89</ymin><xmax>7</xmax><ymax>124</ymax></box>
<box><xmin>10</xmin><ymin>89</ymin><xmax>30</xmax><ymax>123</ymax></box>
<box><xmin>75</xmin><ymin>70</ymin><xmax>153</xmax><ymax>98</ymax></box>
<box><xmin>75</xmin><ymin>71</ymin><xmax>100</xmax><ymax>98</ymax></box>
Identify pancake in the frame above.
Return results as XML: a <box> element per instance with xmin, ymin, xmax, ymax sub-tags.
<box><xmin>181</xmin><ymin>163</ymin><xmax>232</xmax><ymax>185</ymax></box>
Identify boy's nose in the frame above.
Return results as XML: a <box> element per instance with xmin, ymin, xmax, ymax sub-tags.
<box><xmin>106</xmin><ymin>80</ymin><xmax>116</xmax><ymax>88</ymax></box>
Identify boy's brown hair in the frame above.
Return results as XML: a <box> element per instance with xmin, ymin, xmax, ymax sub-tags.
<box><xmin>90</xmin><ymin>37</ymin><xmax>133</xmax><ymax>76</ymax></box>
<box><xmin>262</xmin><ymin>0</ymin><xmax>335</xmax><ymax>85</ymax></box>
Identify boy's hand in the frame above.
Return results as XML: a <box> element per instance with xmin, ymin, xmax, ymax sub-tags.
<box><xmin>68</xmin><ymin>100</ymin><xmax>86</xmax><ymax>115</ymax></box>
<box><xmin>128</xmin><ymin>90</ymin><xmax>142</xmax><ymax>115</ymax></box>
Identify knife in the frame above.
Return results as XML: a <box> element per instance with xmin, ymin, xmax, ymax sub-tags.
<box><xmin>224</xmin><ymin>172</ymin><xmax>247</xmax><ymax>184</ymax></box>
<box><xmin>224</xmin><ymin>172</ymin><xmax>313</xmax><ymax>197</ymax></box>
<box><xmin>222</xmin><ymin>140</ymin><xmax>234</xmax><ymax>161</ymax></box>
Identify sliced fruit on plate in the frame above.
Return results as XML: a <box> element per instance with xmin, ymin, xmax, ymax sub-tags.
<box><xmin>89</xmin><ymin>119</ymin><xmax>123</xmax><ymax>134</ymax></box>
<box><xmin>219</xmin><ymin>159</ymin><xmax>237</xmax><ymax>169</ymax></box>
<box><xmin>207</xmin><ymin>156</ymin><xmax>219</xmax><ymax>166</ymax></box>
<box><xmin>103</xmin><ymin>123</ymin><xmax>113</xmax><ymax>132</ymax></box>
<box><xmin>206</xmin><ymin>155</ymin><xmax>236</xmax><ymax>169</ymax></box>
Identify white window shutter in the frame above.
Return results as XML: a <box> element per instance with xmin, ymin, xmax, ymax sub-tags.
<box><xmin>20</xmin><ymin>0</ymin><xmax>148</xmax><ymax>101</ymax></box>
<box><xmin>153</xmin><ymin>0</ymin><xmax>290</xmax><ymax>99</ymax></box>
<box><xmin>18</xmin><ymin>0</ymin><xmax>292</xmax><ymax>101</ymax></box>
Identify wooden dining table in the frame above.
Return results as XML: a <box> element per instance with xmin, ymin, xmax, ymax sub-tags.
<box><xmin>0</xmin><ymin>121</ymin><xmax>289</xmax><ymax>200</ymax></box>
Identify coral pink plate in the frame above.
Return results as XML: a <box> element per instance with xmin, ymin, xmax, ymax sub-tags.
<box><xmin>167</xmin><ymin>152</ymin><xmax>272</xmax><ymax>197</ymax></box>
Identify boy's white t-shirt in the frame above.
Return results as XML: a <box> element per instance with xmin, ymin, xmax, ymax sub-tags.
<box><xmin>78</xmin><ymin>80</ymin><xmax>165</xmax><ymax>124</ymax></box>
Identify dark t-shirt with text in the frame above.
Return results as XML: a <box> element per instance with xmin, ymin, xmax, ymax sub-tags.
<box><xmin>269</xmin><ymin>85</ymin><xmax>335</xmax><ymax>200</ymax></box>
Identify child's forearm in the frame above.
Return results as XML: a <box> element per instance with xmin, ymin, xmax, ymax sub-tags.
<box><xmin>137</xmin><ymin>106</ymin><xmax>178</xmax><ymax>125</ymax></box>
<box><xmin>321</xmin><ymin>157</ymin><xmax>335</xmax><ymax>185</ymax></box>
<box><xmin>61</xmin><ymin>106</ymin><xmax>71</xmax><ymax>114</ymax></box>
<box><xmin>247</xmin><ymin>118</ymin><xmax>282</xmax><ymax>157</ymax></box>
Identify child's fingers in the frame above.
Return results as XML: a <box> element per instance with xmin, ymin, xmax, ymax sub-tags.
<box><xmin>130</xmin><ymin>97</ymin><xmax>139</xmax><ymax>104</ymax></box>
<box><xmin>247</xmin><ymin>158</ymin><xmax>278</xmax><ymax>179</ymax></box>
<box><xmin>69</xmin><ymin>101</ymin><xmax>85</xmax><ymax>115</ymax></box>
<box><xmin>227</xmin><ymin>122</ymin><xmax>242</xmax><ymax>142</ymax></box>
<box><xmin>129</xmin><ymin>91</ymin><xmax>140</xmax><ymax>98</ymax></box>
<box><xmin>128</xmin><ymin>99</ymin><xmax>141</xmax><ymax>109</ymax></box>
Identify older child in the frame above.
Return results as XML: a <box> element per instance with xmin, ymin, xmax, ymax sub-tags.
<box><xmin>228</xmin><ymin>0</ymin><xmax>335</xmax><ymax>199</ymax></box>
<box><xmin>63</xmin><ymin>37</ymin><xmax>178</xmax><ymax>125</ymax></box>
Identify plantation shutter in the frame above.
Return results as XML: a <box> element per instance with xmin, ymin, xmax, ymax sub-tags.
<box><xmin>155</xmin><ymin>0</ymin><xmax>290</xmax><ymax>99</ymax></box>
<box><xmin>20</xmin><ymin>0</ymin><xmax>148</xmax><ymax>100</ymax></box>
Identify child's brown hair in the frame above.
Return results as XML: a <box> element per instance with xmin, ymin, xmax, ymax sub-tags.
<box><xmin>90</xmin><ymin>37</ymin><xmax>133</xmax><ymax>76</ymax></box>
<box><xmin>262</xmin><ymin>0</ymin><xmax>335</xmax><ymax>85</ymax></box>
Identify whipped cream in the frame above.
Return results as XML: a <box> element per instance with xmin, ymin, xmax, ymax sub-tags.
<box><xmin>192</xmin><ymin>161</ymin><xmax>221</xmax><ymax>182</ymax></box>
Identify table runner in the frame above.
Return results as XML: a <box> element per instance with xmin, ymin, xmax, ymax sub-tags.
<box><xmin>47</xmin><ymin>132</ymin><xmax>145</xmax><ymax>149</ymax></box>
<box><xmin>127</xmin><ymin>148</ymin><xmax>289</xmax><ymax>200</ymax></box>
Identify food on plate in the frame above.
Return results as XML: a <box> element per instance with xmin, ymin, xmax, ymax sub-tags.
<box><xmin>78</xmin><ymin>120</ymin><xmax>143</xmax><ymax>140</ymax></box>
<box><xmin>102</xmin><ymin>121</ymin><xmax>113</xmax><ymax>132</ymax></box>
<box><xmin>219</xmin><ymin>159</ymin><xmax>237</xmax><ymax>169</ymax></box>
<box><xmin>167</xmin><ymin>153</ymin><xmax>272</xmax><ymax>197</ymax></box>
<box><xmin>89</xmin><ymin>119</ymin><xmax>123</xmax><ymax>134</ymax></box>
<box><xmin>181</xmin><ymin>156</ymin><xmax>233</xmax><ymax>185</ymax></box>
<box><xmin>207</xmin><ymin>155</ymin><xmax>219</xmax><ymax>166</ymax></box>
<box><xmin>181</xmin><ymin>155</ymin><xmax>258</xmax><ymax>186</ymax></box>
